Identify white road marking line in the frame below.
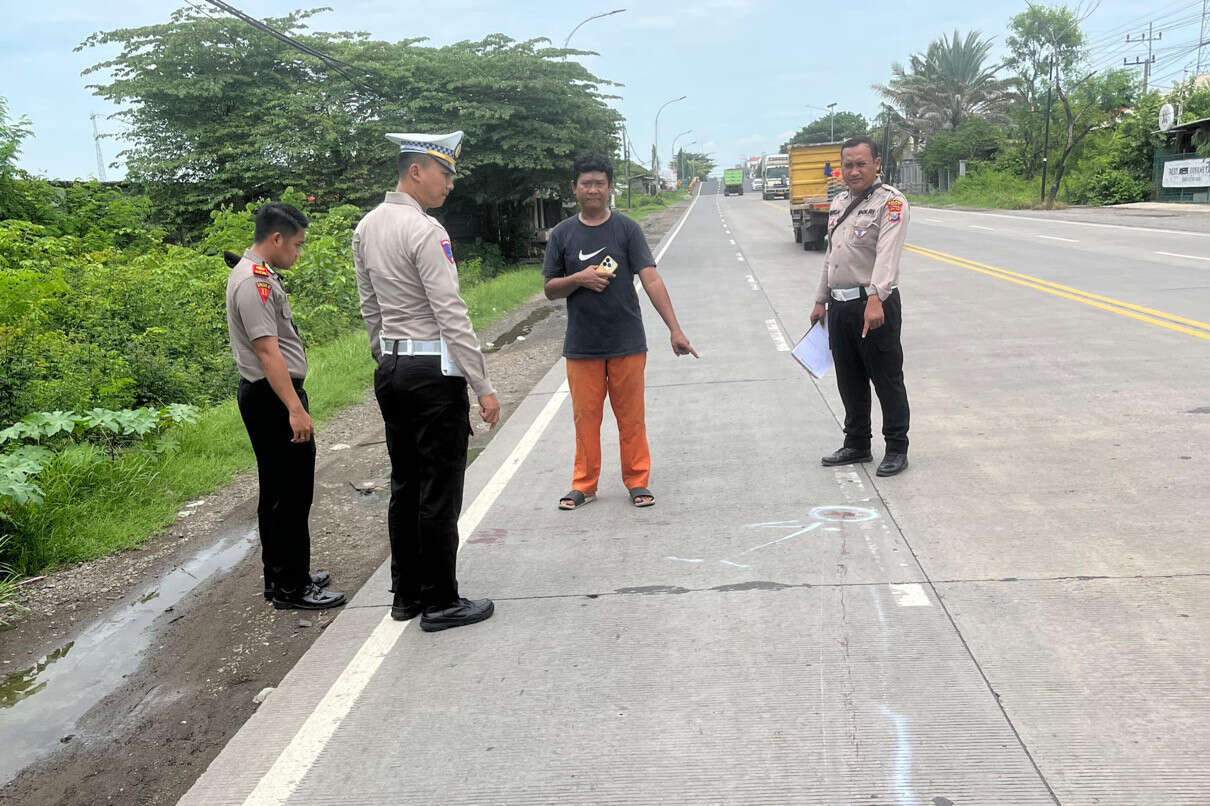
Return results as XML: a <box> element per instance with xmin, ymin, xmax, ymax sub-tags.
<box><xmin>240</xmin><ymin>186</ymin><xmax>711</xmax><ymax>806</ymax></box>
<box><xmin>921</xmin><ymin>206</ymin><xmax>1210</xmax><ymax>238</ymax></box>
<box><xmin>970</xmin><ymin>225</ymin><xmax>995</xmax><ymax>231</ymax></box>
<box><xmin>766</xmin><ymin>320</ymin><xmax>789</xmax><ymax>351</ymax></box>
<box><xmin>1157</xmin><ymin>250</ymin><xmax>1210</xmax><ymax>262</ymax></box>
<box><xmin>729</xmin><ymin>239</ymin><xmax>735</xmax><ymax>245</ymax></box>
<box><xmin>889</xmin><ymin>583</ymin><xmax>931</xmax><ymax>607</ymax></box>
<box><xmin>745</xmin><ymin>274</ymin><xmax>760</xmax><ymax>291</ymax></box>
<box><xmin>737</xmin><ymin>255</ymin><xmax>745</xmax><ymax>262</ymax></box>
<box><xmin>922</xmin><ymin>217</ymin><xmax>943</xmax><ymax>223</ymax></box>
<box><xmin>1038</xmin><ymin>234</ymin><xmax>1078</xmax><ymax>243</ymax></box>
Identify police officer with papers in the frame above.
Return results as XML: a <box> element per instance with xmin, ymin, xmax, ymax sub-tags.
<box><xmin>809</xmin><ymin>136</ymin><xmax>911</xmax><ymax>477</ymax></box>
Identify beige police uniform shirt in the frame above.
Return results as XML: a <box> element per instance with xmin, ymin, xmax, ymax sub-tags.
<box><xmin>815</xmin><ymin>183</ymin><xmax>909</xmax><ymax>305</ymax></box>
<box><xmin>353</xmin><ymin>192</ymin><xmax>494</xmax><ymax>397</ymax></box>
<box><xmin>225</xmin><ymin>249</ymin><xmax>307</xmax><ymax>382</ymax></box>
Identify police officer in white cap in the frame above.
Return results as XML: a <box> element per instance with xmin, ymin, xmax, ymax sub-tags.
<box><xmin>353</xmin><ymin>131</ymin><xmax>500</xmax><ymax>632</ymax></box>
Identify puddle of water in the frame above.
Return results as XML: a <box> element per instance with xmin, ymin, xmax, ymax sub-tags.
<box><xmin>482</xmin><ymin>307</ymin><xmax>557</xmax><ymax>353</ymax></box>
<box><xmin>0</xmin><ymin>527</ymin><xmax>257</xmax><ymax>786</ymax></box>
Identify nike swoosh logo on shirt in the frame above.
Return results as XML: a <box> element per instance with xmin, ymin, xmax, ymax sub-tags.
<box><xmin>578</xmin><ymin>247</ymin><xmax>606</xmax><ymax>261</ymax></box>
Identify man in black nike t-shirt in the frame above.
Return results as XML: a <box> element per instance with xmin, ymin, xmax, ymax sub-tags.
<box><xmin>543</xmin><ymin>153</ymin><xmax>698</xmax><ymax>511</ymax></box>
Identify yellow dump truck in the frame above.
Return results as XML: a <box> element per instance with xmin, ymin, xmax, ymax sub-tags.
<box><xmin>788</xmin><ymin>143</ymin><xmax>844</xmax><ymax>251</ymax></box>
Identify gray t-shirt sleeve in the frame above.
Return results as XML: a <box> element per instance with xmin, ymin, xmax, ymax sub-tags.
<box><xmin>541</xmin><ymin>226</ymin><xmax>565</xmax><ymax>279</ymax></box>
<box><xmin>233</xmin><ymin>277</ymin><xmax>278</xmax><ymax>341</ymax></box>
<box><xmin>625</xmin><ymin>217</ymin><xmax>656</xmax><ymax>272</ymax></box>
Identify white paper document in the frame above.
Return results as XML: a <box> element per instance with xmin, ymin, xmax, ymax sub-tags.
<box><xmin>791</xmin><ymin>321</ymin><xmax>833</xmax><ymax>378</ymax></box>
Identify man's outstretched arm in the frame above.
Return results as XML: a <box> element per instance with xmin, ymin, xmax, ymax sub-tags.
<box><xmin>638</xmin><ymin>266</ymin><xmax>698</xmax><ymax>358</ymax></box>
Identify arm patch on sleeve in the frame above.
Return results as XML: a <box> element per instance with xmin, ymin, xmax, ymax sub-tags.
<box><xmin>255</xmin><ymin>281</ymin><xmax>273</xmax><ymax>304</ymax></box>
<box><xmin>886</xmin><ymin>199</ymin><xmax>903</xmax><ymax>222</ymax></box>
<box><xmin>440</xmin><ymin>239</ymin><xmax>455</xmax><ymax>264</ymax></box>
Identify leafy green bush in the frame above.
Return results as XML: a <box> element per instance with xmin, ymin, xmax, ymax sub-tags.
<box><xmin>912</xmin><ymin>165</ymin><xmax>1042</xmax><ymax>209</ymax></box>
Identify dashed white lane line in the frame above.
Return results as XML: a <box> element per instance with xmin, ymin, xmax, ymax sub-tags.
<box><xmin>889</xmin><ymin>583</ymin><xmax>932</xmax><ymax>607</ymax></box>
<box><xmin>970</xmin><ymin>224</ymin><xmax>995</xmax><ymax>231</ymax></box>
<box><xmin>745</xmin><ymin>274</ymin><xmax>760</xmax><ymax>291</ymax></box>
<box><xmin>736</xmin><ymin>252</ymin><xmax>745</xmax><ymax>262</ymax></box>
<box><xmin>729</xmin><ymin>239</ymin><xmax>735</xmax><ymax>245</ymax></box>
<box><xmin>765</xmin><ymin>319</ymin><xmax>789</xmax><ymax>351</ymax></box>
<box><xmin>1157</xmin><ymin>250</ymin><xmax>1210</xmax><ymax>262</ymax></box>
<box><xmin>1037</xmin><ymin>234</ymin><xmax>1078</xmax><ymax>243</ymax></box>
<box><xmin>921</xmin><ymin>217</ymin><xmax>943</xmax><ymax>223</ymax></box>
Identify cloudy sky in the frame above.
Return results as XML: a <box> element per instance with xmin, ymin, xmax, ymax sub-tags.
<box><xmin>2</xmin><ymin>0</ymin><xmax>1201</xmax><ymax>179</ymax></box>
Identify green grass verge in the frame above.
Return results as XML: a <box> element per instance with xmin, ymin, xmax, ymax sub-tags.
<box><xmin>4</xmin><ymin>267</ymin><xmax>545</xmax><ymax>576</ymax></box>
<box><xmin>907</xmin><ymin>169</ymin><xmax>1060</xmax><ymax>210</ymax></box>
<box><xmin>618</xmin><ymin>190</ymin><xmax>690</xmax><ymax>221</ymax></box>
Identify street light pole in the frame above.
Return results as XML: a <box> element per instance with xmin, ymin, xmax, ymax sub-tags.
<box><xmin>564</xmin><ymin>9</ymin><xmax>626</xmax><ymax>48</ymax></box>
<box><xmin>654</xmin><ymin>95</ymin><xmax>686</xmax><ymax>174</ymax></box>
<box><xmin>1040</xmin><ymin>57</ymin><xmax>1054</xmax><ymax>206</ymax></box>
<box><xmin>670</xmin><ymin>129</ymin><xmax>693</xmax><ymax>159</ymax></box>
<box><xmin>826</xmin><ymin>102</ymin><xmax>837</xmax><ymax>142</ymax></box>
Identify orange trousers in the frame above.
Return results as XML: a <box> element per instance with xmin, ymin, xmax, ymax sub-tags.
<box><xmin>565</xmin><ymin>353</ymin><xmax>651</xmax><ymax>494</ymax></box>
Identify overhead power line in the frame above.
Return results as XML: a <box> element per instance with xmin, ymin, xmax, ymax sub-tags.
<box><xmin>201</xmin><ymin>0</ymin><xmax>389</xmax><ymax>99</ymax></box>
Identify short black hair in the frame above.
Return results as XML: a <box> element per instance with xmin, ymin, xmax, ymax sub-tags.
<box><xmin>254</xmin><ymin>202</ymin><xmax>308</xmax><ymax>243</ymax></box>
<box><xmin>840</xmin><ymin>135</ymin><xmax>880</xmax><ymax>160</ymax></box>
<box><xmin>572</xmin><ymin>152</ymin><xmax>613</xmax><ymax>184</ymax></box>
<box><xmin>397</xmin><ymin>151</ymin><xmax>439</xmax><ymax>177</ymax></box>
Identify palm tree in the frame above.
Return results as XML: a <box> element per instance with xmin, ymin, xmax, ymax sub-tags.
<box><xmin>874</xmin><ymin>30</ymin><xmax>1018</xmax><ymax>138</ymax></box>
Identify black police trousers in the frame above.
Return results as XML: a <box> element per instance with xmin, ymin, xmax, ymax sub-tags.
<box><xmin>373</xmin><ymin>355</ymin><xmax>471</xmax><ymax>609</ymax></box>
<box><xmin>237</xmin><ymin>377</ymin><xmax>315</xmax><ymax>593</ymax></box>
<box><xmin>827</xmin><ymin>288</ymin><xmax>910</xmax><ymax>454</ymax></box>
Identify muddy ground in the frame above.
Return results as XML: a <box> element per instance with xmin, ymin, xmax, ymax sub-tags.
<box><xmin>0</xmin><ymin>198</ymin><xmax>692</xmax><ymax>806</ymax></box>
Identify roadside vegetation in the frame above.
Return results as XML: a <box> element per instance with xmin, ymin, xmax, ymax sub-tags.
<box><xmin>1</xmin><ymin>5</ymin><xmax>628</xmax><ymax>578</ymax></box>
<box><xmin>618</xmin><ymin>189</ymin><xmax>690</xmax><ymax>221</ymax></box>
<box><xmin>783</xmin><ymin>7</ymin><xmax>1209</xmax><ymax>209</ymax></box>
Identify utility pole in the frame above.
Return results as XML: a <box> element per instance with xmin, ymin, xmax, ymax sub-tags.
<box><xmin>622</xmin><ymin>127</ymin><xmax>631</xmax><ymax>209</ymax></box>
<box><xmin>826</xmin><ymin>102</ymin><xmax>837</xmax><ymax>142</ymax></box>
<box><xmin>89</xmin><ymin>113</ymin><xmax>107</xmax><ymax>181</ymax></box>
<box><xmin>1125</xmin><ymin>23</ymin><xmax>1161</xmax><ymax>94</ymax></box>
<box><xmin>1201</xmin><ymin>0</ymin><xmax>1209</xmax><ymax>75</ymax></box>
<box><xmin>1040</xmin><ymin>57</ymin><xmax>1053</xmax><ymax>205</ymax></box>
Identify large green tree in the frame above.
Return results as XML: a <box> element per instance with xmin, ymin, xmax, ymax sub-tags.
<box><xmin>1004</xmin><ymin>5</ymin><xmax>1086</xmax><ymax>178</ymax></box>
<box><xmin>79</xmin><ymin>8</ymin><xmax>621</xmax><ymax>251</ymax></box>
<box><xmin>783</xmin><ymin>112</ymin><xmax>868</xmax><ymax>149</ymax></box>
<box><xmin>1005</xmin><ymin>6</ymin><xmax>1135</xmax><ymax>206</ymax></box>
<box><xmin>874</xmin><ymin>30</ymin><xmax>1016</xmax><ymax>138</ymax></box>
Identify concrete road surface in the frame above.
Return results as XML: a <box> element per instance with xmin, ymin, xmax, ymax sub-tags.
<box><xmin>179</xmin><ymin>182</ymin><xmax>1210</xmax><ymax>805</ymax></box>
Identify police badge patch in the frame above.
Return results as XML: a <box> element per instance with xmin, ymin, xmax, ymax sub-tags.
<box><xmin>886</xmin><ymin>199</ymin><xmax>903</xmax><ymax>222</ymax></box>
<box><xmin>440</xmin><ymin>239</ymin><xmax>455</xmax><ymax>264</ymax></box>
<box><xmin>255</xmin><ymin>281</ymin><xmax>272</xmax><ymax>303</ymax></box>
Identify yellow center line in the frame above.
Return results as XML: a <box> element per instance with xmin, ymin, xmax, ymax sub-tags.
<box><xmin>760</xmin><ymin>200</ymin><xmax>787</xmax><ymax>212</ymax></box>
<box><xmin>904</xmin><ymin>244</ymin><xmax>1210</xmax><ymax>342</ymax></box>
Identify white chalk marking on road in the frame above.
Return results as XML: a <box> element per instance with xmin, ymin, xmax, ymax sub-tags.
<box><xmin>666</xmin><ymin>556</ymin><xmax>704</xmax><ymax>563</ymax></box>
<box><xmin>970</xmin><ymin>224</ymin><xmax>995</xmax><ymax>231</ymax></box>
<box><xmin>1157</xmin><ymin>250</ymin><xmax>1210</xmax><ymax>262</ymax></box>
<box><xmin>889</xmin><ymin>583</ymin><xmax>932</xmax><ymax>607</ymax></box>
<box><xmin>739</xmin><ymin>522</ymin><xmax>821</xmax><ymax>554</ymax></box>
<box><xmin>238</xmin><ymin>185</ymin><xmax>713</xmax><ymax>806</ymax></box>
<box><xmin>1037</xmin><ymin>234</ymin><xmax>1078</xmax><ymax>243</ymax></box>
<box><xmin>241</xmin><ymin>380</ymin><xmax>572</xmax><ymax>806</ymax></box>
<box><xmin>765</xmin><ymin>319</ymin><xmax>789</xmax><ymax>351</ymax></box>
<box><xmin>746</xmin><ymin>520</ymin><xmax>803</xmax><ymax>528</ymax></box>
<box><xmin>720</xmin><ymin>560</ymin><xmax>750</xmax><ymax>568</ymax></box>
<box><xmin>824</xmin><ymin>527</ymin><xmax>841</xmax><ymax>532</ymax></box>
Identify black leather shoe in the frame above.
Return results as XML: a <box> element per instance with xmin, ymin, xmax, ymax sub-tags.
<box><xmin>273</xmin><ymin>583</ymin><xmax>346</xmax><ymax>610</ymax></box>
<box><xmin>876</xmin><ymin>453</ymin><xmax>909</xmax><ymax>477</ymax></box>
<box><xmin>264</xmin><ymin>571</ymin><xmax>331</xmax><ymax>601</ymax></box>
<box><xmin>420</xmin><ymin>598</ymin><xmax>494</xmax><ymax>632</ymax></box>
<box><xmin>821</xmin><ymin>447</ymin><xmax>873</xmax><ymax>466</ymax></box>
<box><xmin>391</xmin><ymin>596</ymin><xmax>423</xmax><ymax>621</ymax></box>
